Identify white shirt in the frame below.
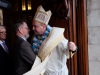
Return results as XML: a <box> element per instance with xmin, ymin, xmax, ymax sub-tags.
<box><xmin>0</xmin><ymin>40</ymin><xmax>9</xmax><ymax>54</ymax></box>
<box><xmin>0</xmin><ymin>40</ymin><xmax>5</xmax><ymax>49</ymax></box>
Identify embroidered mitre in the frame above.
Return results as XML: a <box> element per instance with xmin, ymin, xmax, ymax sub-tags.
<box><xmin>33</xmin><ymin>5</ymin><xmax>52</xmax><ymax>25</ymax></box>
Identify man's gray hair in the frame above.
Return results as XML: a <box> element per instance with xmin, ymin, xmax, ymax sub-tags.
<box><xmin>14</xmin><ymin>20</ymin><xmax>25</xmax><ymax>33</ymax></box>
<box><xmin>0</xmin><ymin>25</ymin><xmax>6</xmax><ymax>29</ymax></box>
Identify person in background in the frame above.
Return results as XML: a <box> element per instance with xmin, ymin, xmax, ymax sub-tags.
<box><xmin>12</xmin><ymin>20</ymin><xmax>36</xmax><ymax>75</ymax></box>
<box><xmin>29</xmin><ymin>5</ymin><xmax>77</xmax><ymax>75</ymax></box>
<box><xmin>0</xmin><ymin>25</ymin><xmax>12</xmax><ymax>75</ymax></box>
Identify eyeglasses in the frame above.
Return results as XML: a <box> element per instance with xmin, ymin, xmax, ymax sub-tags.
<box><xmin>0</xmin><ymin>32</ymin><xmax>6</xmax><ymax>34</ymax></box>
<box><xmin>22</xmin><ymin>27</ymin><xmax>30</xmax><ymax>30</ymax></box>
<box><xmin>24</xmin><ymin>27</ymin><xmax>29</xmax><ymax>29</ymax></box>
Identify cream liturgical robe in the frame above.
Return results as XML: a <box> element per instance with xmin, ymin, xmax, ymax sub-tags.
<box><xmin>43</xmin><ymin>39</ymin><xmax>69</xmax><ymax>75</ymax></box>
<box><xmin>23</xmin><ymin>27</ymin><xmax>71</xmax><ymax>75</ymax></box>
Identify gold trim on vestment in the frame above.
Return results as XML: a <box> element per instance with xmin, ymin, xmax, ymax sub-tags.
<box><xmin>38</xmin><ymin>27</ymin><xmax>65</xmax><ymax>61</ymax></box>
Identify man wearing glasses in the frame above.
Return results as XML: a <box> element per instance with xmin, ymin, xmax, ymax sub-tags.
<box><xmin>0</xmin><ymin>25</ymin><xmax>11</xmax><ymax>75</ymax></box>
<box><xmin>12</xmin><ymin>20</ymin><xmax>36</xmax><ymax>75</ymax></box>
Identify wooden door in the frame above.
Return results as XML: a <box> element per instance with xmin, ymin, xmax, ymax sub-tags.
<box><xmin>3</xmin><ymin>0</ymin><xmax>89</xmax><ymax>75</ymax></box>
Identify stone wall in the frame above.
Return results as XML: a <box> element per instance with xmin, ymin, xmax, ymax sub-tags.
<box><xmin>87</xmin><ymin>0</ymin><xmax>100</xmax><ymax>75</ymax></box>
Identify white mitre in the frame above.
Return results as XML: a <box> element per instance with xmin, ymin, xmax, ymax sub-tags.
<box><xmin>33</xmin><ymin>5</ymin><xmax>52</xmax><ymax>25</ymax></box>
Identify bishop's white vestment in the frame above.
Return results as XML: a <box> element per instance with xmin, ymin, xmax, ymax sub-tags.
<box><xmin>23</xmin><ymin>27</ymin><xmax>72</xmax><ymax>75</ymax></box>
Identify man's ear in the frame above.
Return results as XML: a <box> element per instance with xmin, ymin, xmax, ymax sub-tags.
<box><xmin>43</xmin><ymin>24</ymin><xmax>47</xmax><ymax>29</ymax></box>
<box><xmin>18</xmin><ymin>27</ymin><xmax>23</xmax><ymax>33</ymax></box>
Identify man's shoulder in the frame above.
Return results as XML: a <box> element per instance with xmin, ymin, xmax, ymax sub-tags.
<box><xmin>16</xmin><ymin>37</ymin><xmax>24</xmax><ymax>44</ymax></box>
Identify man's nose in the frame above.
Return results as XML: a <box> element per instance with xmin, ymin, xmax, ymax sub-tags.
<box><xmin>28</xmin><ymin>28</ymin><xmax>30</xmax><ymax>31</ymax></box>
<box><xmin>32</xmin><ymin>27</ymin><xmax>35</xmax><ymax>30</ymax></box>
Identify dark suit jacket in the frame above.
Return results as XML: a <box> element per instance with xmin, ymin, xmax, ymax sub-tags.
<box><xmin>0</xmin><ymin>42</ymin><xmax>11</xmax><ymax>75</ymax></box>
<box><xmin>12</xmin><ymin>37</ymin><xmax>36</xmax><ymax>75</ymax></box>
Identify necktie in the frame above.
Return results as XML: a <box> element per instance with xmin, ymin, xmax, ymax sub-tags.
<box><xmin>2</xmin><ymin>42</ymin><xmax>9</xmax><ymax>54</ymax></box>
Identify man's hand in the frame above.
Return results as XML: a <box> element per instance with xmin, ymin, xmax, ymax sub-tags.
<box><xmin>67</xmin><ymin>41</ymin><xmax>77</xmax><ymax>51</ymax></box>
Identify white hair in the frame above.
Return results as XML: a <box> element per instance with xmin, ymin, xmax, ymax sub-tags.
<box><xmin>0</xmin><ymin>25</ymin><xmax>6</xmax><ymax>30</ymax></box>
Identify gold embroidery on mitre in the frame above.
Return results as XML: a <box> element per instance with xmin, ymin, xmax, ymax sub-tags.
<box><xmin>33</xmin><ymin>5</ymin><xmax>52</xmax><ymax>25</ymax></box>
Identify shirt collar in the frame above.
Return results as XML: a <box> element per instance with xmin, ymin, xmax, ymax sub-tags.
<box><xmin>18</xmin><ymin>36</ymin><xmax>27</xmax><ymax>41</ymax></box>
<box><xmin>0</xmin><ymin>40</ymin><xmax>5</xmax><ymax>45</ymax></box>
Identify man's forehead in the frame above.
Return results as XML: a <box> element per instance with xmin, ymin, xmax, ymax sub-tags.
<box><xmin>32</xmin><ymin>20</ymin><xmax>41</xmax><ymax>26</ymax></box>
<box><xmin>0</xmin><ymin>28</ymin><xmax>6</xmax><ymax>31</ymax></box>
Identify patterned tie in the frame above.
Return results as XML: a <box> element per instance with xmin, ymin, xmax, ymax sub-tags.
<box><xmin>2</xmin><ymin>42</ymin><xmax>9</xmax><ymax>54</ymax></box>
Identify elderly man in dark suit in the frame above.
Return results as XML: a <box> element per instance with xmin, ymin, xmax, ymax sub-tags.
<box><xmin>12</xmin><ymin>20</ymin><xmax>36</xmax><ymax>75</ymax></box>
<box><xmin>0</xmin><ymin>25</ymin><xmax>12</xmax><ymax>75</ymax></box>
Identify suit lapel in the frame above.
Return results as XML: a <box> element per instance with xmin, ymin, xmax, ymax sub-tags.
<box><xmin>0</xmin><ymin>44</ymin><xmax>9</xmax><ymax>55</ymax></box>
<box><xmin>18</xmin><ymin>36</ymin><xmax>30</xmax><ymax>45</ymax></box>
